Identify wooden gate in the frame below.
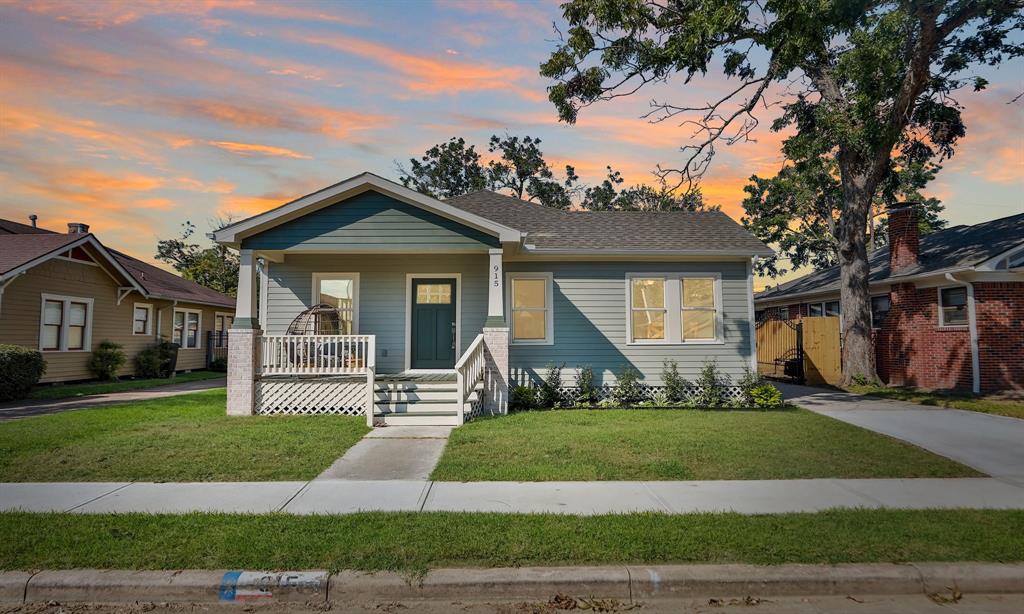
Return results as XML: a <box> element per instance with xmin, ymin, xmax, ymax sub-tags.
<box><xmin>802</xmin><ymin>316</ymin><xmax>842</xmax><ymax>386</ymax></box>
<box><xmin>756</xmin><ymin>318</ymin><xmax>804</xmax><ymax>383</ymax></box>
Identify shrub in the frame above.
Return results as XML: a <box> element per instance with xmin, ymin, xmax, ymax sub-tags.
<box><xmin>574</xmin><ymin>365</ymin><xmax>598</xmax><ymax>407</ymax></box>
<box><xmin>612</xmin><ymin>366</ymin><xmax>644</xmax><ymax>407</ymax></box>
<box><xmin>662</xmin><ymin>359</ymin><xmax>687</xmax><ymax>404</ymax></box>
<box><xmin>136</xmin><ymin>340</ymin><xmax>178</xmax><ymax>378</ymax></box>
<box><xmin>694</xmin><ymin>360</ymin><xmax>727</xmax><ymax>408</ymax></box>
<box><xmin>538</xmin><ymin>363</ymin><xmax>564</xmax><ymax>409</ymax></box>
<box><xmin>210</xmin><ymin>357</ymin><xmax>228</xmax><ymax>372</ymax></box>
<box><xmin>651</xmin><ymin>389</ymin><xmax>671</xmax><ymax>407</ymax></box>
<box><xmin>737</xmin><ymin>368</ymin><xmax>765</xmax><ymax>407</ymax></box>
<box><xmin>750</xmin><ymin>382</ymin><xmax>784</xmax><ymax>409</ymax></box>
<box><xmin>0</xmin><ymin>344</ymin><xmax>46</xmax><ymax>401</ymax></box>
<box><xmin>87</xmin><ymin>340</ymin><xmax>126</xmax><ymax>381</ymax></box>
<box><xmin>509</xmin><ymin>384</ymin><xmax>538</xmax><ymax>412</ymax></box>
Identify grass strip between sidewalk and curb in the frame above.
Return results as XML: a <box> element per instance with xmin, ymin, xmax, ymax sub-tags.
<box><xmin>0</xmin><ymin>390</ymin><xmax>369</xmax><ymax>481</ymax></box>
<box><xmin>431</xmin><ymin>408</ymin><xmax>981</xmax><ymax>481</ymax></box>
<box><xmin>845</xmin><ymin>384</ymin><xmax>1024</xmax><ymax>420</ymax></box>
<box><xmin>2</xmin><ymin>509</ymin><xmax>1021</xmax><ymax>573</ymax></box>
<box><xmin>26</xmin><ymin>371</ymin><xmax>225</xmax><ymax>401</ymax></box>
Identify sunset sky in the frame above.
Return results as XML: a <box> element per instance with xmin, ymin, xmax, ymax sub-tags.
<box><xmin>2</xmin><ymin>0</ymin><xmax>1022</xmax><ymax>289</ymax></box>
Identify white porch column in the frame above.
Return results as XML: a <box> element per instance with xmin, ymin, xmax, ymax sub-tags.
<box><xmin>228</xmin><ymin>249</ymin><xmax>261</xmax><ymax>416</ymax></box>
<box><xmin>483</xmin><ymin>248</ymin><xmax>509</xmax><ymax>413</ymax></box>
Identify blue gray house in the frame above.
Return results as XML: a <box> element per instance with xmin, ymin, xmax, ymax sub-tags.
<box><xmin>212</xmin><ymin>173</ymin><xmax>772</xmax><ymax>426</ymax></box>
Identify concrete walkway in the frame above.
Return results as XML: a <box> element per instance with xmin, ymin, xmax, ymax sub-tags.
<box><xmin>4</xmin><ymin>477</ymin><xmax>1024</xmax><ymax>515</ymax></box>
<box><xmin>0</xmin><ymin>377</ymin><xmax>226</xmax><ymax>421</ymax></box>
<box><xmin>778</xmin><ymin>383</ymin><xmax>1024</xmax><ymax>480</ymax></box>
<box><xmin>315</xmin><ymin>426</ymin><xmax>454</xmax><ymax>480</ymax></box>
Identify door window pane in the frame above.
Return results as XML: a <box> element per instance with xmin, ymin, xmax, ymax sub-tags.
<box><xmin>415</xmin><ymin>283</ymin><xmax>452</xmax><ymax>304</ymax></box>
<box><xmin>318</xmin><ymin>278</ymin><xmax>355</xmax><ymax>333</ymax></box>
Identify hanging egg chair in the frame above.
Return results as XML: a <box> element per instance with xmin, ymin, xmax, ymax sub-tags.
<box><xmin>286</xmin><ymin>304</ymin><xmax>341</xmax><ymax>336</ymax></box>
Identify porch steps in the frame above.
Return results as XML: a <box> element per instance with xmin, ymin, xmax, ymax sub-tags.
<box><xmin>373</xmin><ymin>379</ymin><xmax>481</xmax><ymax>426</ymax></box>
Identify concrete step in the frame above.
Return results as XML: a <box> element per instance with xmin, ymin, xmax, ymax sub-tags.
<box><xmin>374</xmin><ymin>389</ymin><xmax>457</xmax><ymax>402</ymax></box>
<box><xmin>375</xmin><ymin>402</ymin><xmax>460</xmax><ymax>414</ymax></box>
<box><xmin>377</xmin><ymin>413</ymin><xmax>461</xmax><ymax>426</ymax></box>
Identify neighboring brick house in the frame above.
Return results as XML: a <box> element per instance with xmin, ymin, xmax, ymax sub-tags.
<box><xmin>0</xmin><ymin>217</ymin><xmax>236</xmax><ymax>383</ymax></box>
<box><xmin>755</xmin><ymin>209</ymin><xmax>1024</xmax><ymax>394</ymax></box>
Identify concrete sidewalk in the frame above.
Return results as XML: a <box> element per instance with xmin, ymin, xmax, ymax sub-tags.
<box><xmin>316</xmin><ymin>426</ymin><xmax>453</xmax><ymax>480</ymax></box>
<box><xmin>778</xmin><ymin>383</ymin><xmax>1024</xmax><ymax>480</ymax></box>
<box><xmin>4</xmin><ymin>476</ymin><xmax>1024</xmax><ymax>515</ymax></box>
<box><xmin>0</xmin><ymin>377</ymin><xmax>226</xmax><ymax>421</ymax></box>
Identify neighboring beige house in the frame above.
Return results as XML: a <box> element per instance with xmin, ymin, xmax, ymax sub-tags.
<box><xmin>0</xmin><ymin>217</ymin><xmax>236</xmax><ymax>383</ymax></box>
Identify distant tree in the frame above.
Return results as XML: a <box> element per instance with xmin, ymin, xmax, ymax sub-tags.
<box><xmin>156</xmin><ymin>218</ymin><xmax>239</xmax><ymax>296</ymax></box>
<box><xmin>397</xmin><ymin>137</ymin><xmax>489</xmax><ymax>199</ymax></box>
<box><xmin>581</xmin><ymin>166</ymin><xmax>718</xmax><ymax>211</ymax></box>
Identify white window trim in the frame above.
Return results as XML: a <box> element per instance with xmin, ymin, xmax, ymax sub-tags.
<box><xmin>625</xmin><ymin>272</ymin><xmax>724</xmax><ymax>345</ymax></box>
<box><xmin>132</xmin><ymin>302</ymin><xmax>153</xmax><ymax>336</ymax></box>
<box><xmin>506</xmin><ymin>272</ymin><xmax>554</xmax><ymax>346</ymax></box>
<box><xmin>404</xmin><ymin>273</ymin><xmax>462</xmax><ymax>372</ymax></box>
<box><xmin>937</xmin><ymin>285</ymin><xmax>969</xmax><ymax>328</ymax></box>
<box><xmin>39</xmin><ymin>293</ymin><xmax>94</xmax><ymax>353</ymax></box>
<box><xmin>311</xmin><ymin>272</ymin><xmax>360</xmax><ymax>334</ymax></box>
<box><xmin>173</xmin><ymin>308</ymin><xmax>203</xmax><ymax>349</ymax></box>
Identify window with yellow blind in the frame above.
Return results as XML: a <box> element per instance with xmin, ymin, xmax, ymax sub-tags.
<box><xmin>627</xmin><ymin>273</ymin><xmax>722</xmax><ymax>344</ymax></box>
<box><xmin>508</xmin><ymin>273</ymin><xmax>553</xmax><ymax>344</ymax></box>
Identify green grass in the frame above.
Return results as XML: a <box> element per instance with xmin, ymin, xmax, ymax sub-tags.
<box><xmin>0</xmin><ymin>389</ymin><xmax>369</xmax><ymax>481</ymax></box>
<box><xmin>847</xmin><ymin>384</ymin><xmax>1024</xmax><ymax>420</ymax></box>
<box><xmin>1</xmin><ymin>509</ymin><xmax>1021</xmax><ymax>572</ymax></box>
<box><xmin>28</xmin><ymin>371</ymin><xmax>225</xmax><ymax>401</ymax></box>
<box><xmin>431</xmin><ymin>409</ymin><xmax>981</xmax><ymax>481</ymax></box>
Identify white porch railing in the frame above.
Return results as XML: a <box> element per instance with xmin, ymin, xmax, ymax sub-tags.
<box><xmin>259</xmin><ymin>334</ymin><xmax>376</xmax><ymax>426</ymax></box>
<box><xmin>454</xmin><ymin>333</ymin><xmax>485</xmax><ymax>424</ymax></box>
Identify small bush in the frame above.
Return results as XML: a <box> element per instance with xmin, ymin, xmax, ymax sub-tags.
<box><xmin>136</xmin><ymin>340</ymin><xmax>178</xmax><ymax>378</ymax></box>
<box><xmin>662</xmin><ymin>359</ymin><xmax>687</xmax><ymax>403</ymax></box>
<box><xmin>574</xmin><ymin>365</ymin><xmax>598</xmax><ymax>407</ymax></box>
<box><xmin>650</xmin><ymin>389</ymin><xmax>671</xmax><ymax>407</ymax></box>
<box><xmin>750</xmin><ymin>382</ymin><xmax>784</xmax><ymax>409</ymax></box>
<box><xmin>538</xmin><ymin>363</ymin><xmax>564</xmax><ymax>409</ymax></box>
<box><xmin>210</xmin><ymin>357</ymin><xmax>228</xmax><ymax>372</ymax></box>
<box><xmin>509</xmin><ymin>384</ymin><xmax>538</xmax><ymax>412</ymax></box>
<box><xmin>87</xmin><ymin>340</ymin><xmax>126</xmax><ymax>381</ymax></box>
<box><xmin>612</xmin><ymin>366</ymin><xmax>644</xmax><ymax>407</ymax></box>
<box><xmin>694</xmin><ymin>360</ymin><xmax>727</xmax><ymax>408</ymax></box>
<box><xmin>737</xmin><ymin>368</ymin><xmax>764</xmax><ymax>407</ymax></box>
<box><xmin>0</xmin><ymin>344</ymin><xmax>46</xmax><ymax>401</ymax></box>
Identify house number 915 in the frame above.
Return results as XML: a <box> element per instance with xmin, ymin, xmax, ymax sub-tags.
<box><xmin>493</xmin><ymin>265</ymin><xmax>500</xmax><ymax>287</ymax></box>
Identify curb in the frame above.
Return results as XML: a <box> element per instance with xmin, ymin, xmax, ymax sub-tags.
<box><xmin>2</xmin><ymin>563</ymin><xmax>1022</xmax><ymax>605</ymax></box>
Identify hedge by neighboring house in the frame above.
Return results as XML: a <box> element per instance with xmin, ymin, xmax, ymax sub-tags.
<box><xmin>0</xmin><ymin>217</ymin><xmax>236</xmax><ymax>384</ymax></box>
<box><xmin>755</xmin><ymin>209</ymin><xmax>1024</xmax><ymax>394</ymax></box>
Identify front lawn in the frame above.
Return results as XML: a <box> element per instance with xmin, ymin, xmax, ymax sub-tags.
<box><xmin>27</xmin><ymin>371</ymin><xmax>225</xmax><ymax>401</ymax></box>
<box><xmin>847</xmin><ymin>384</ymin><xmax>1024</xmax><ymax>420</ymax></box>
<box><xmin>431</xmin><ymin>409</ymin><xmax>980</xmax><ymax>481</ymax></box>
<box><xmin>0</xmin><ymin>389</ymin><xmax>369</xmax><ymax>481</ymax></box>
<box><xmin>1</xmin><ymin>509</ymin><xmax>1020</xmax><ymax>572</ymax></box>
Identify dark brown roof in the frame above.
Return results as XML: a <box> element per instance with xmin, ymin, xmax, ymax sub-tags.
<box><xmin>756</xmin><ymin>212</ymin><xmax>1024</xmax><ymax>302</ymax></box>
<box><xmin>445</xmin><ymin>190</ymin><xmax>773</xmax><ymax>255</ymax></box>
<box><xmin>0</xmin><ymin>218</ymin><xmax>235</xmax><ymax>308</ymax></box>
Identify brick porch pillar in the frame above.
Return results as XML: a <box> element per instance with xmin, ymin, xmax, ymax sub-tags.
<box><xmin>227</xmin><ymin>249</ymin><xmax>260</xmax><ymax>416</ymax></box>
<box><xmin>483</xmin><ymin>248</ymin><xmax>509</xmax><ymax>413</ymax></box>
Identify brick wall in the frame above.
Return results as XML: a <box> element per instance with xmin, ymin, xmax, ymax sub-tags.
<box><xmin>974</xmin><ymin>282</ymin><xmax>1024</xmax><ymax>393</ymax></box>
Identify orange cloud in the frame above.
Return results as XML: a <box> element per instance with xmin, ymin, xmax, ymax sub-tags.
<box><xmin>208</xmin><ymin>140</ymin><xmax>312</xmax><ymax>159</ymax></box>
<box><xmin>219</xmin><ymin>193</ymin><xmax>287</xmax><ymax>216</ymax></box>
<box><xmin>1</xmin><ymin>104</ymin><xmax>161</xmax><ymax>163</ymax></box>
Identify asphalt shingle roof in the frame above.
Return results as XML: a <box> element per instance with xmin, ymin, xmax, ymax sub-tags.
<box><xmin>0</xmin><ymin>234</ymin><xmax>82</xmax><ymax>275</ymax></box>
<box><xmin>445</xmin><ymin>190</ymin><xmax>773</xmax><ymax>255</ymax></box>
<box><xmin>756</xmin><ymin>212</ymin><xmax>1024</xmax><ymax>301</ymax></box>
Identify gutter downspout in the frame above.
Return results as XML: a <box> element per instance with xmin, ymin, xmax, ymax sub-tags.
<box><xmin>945</xmin><ymin>273</ymin><xmax>980</xmax><ymax>394</ymax></box>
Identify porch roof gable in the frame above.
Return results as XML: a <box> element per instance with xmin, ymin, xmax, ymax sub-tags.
<box><xmin>211</xmin><ymin>172</ymin><xmax>524</xmax><ymax>248</ymax></box>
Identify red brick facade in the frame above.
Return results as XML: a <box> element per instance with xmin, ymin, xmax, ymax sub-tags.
<box><xmin>771</xmin><ymin>281</ymin><xmax>1023</xmax><ymax>393</ymax></box>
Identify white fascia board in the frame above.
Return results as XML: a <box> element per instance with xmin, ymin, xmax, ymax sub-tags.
<box><xmin>211</xmin><ymin>172</ymin><xmax>523</xmax><ymax>246</ymax></box>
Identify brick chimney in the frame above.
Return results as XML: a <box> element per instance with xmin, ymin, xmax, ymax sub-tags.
<box><xmin>67</xmin><ymin>222</ymin><xmax>90</xmax><ymax>234</ymax></box>
<box><xmin>888</xmin><ymin>206</ymin><xmax>919</xmax><ymax>273</ymax></box>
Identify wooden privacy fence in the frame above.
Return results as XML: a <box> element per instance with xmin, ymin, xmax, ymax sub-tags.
<box><xmin>756</xmin><ymin>316</ymin><xmax>842</xmax><ymax>386</ymax></box>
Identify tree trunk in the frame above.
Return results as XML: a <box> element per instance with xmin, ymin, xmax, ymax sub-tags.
<box><xmin>836</xmin><ymin>171</ymin><xmax>878</xmax><ymax>385</ymax></box>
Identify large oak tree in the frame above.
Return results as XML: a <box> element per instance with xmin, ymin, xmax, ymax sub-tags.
<box><xmin>541</xmin><ymin>0</ymin><xmax>1023</xmax><ymax>383</ymax></box>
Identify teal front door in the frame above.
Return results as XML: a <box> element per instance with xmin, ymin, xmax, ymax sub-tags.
<box><xmin>411</xmin><ymin>278</ymin><xmax>457</xmax><ymax>369</ymax></box>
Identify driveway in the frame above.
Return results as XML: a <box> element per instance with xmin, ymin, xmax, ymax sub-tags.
<box><xmin>0</xmin><ymin>377</ymin><xmax>226</xmax><ymax>421</ymax></box>
<box><xmin>778</xmin><ymin>382</ymin><xmax>1024</xmax><ymax>480</ymax></box>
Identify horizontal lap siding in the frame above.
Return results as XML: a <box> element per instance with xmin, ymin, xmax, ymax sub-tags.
<box><xmin>266</xmin><ymin>253</ymin><xmax>488</xmax><ymax>373</ymax></box>
<box><xmin>240</xmin><ymin>191</ymin><xmax>499</xmax><ymax>251</ymax></box>
<box><xmin>506</xmin><ymin>261</ymin><xmax>753</xmax><ymax>385</ymax></box>
<box><xmin>0</xmin><ymin>259</ymin><xmax>229</xmax><ymax>382</ymax></box>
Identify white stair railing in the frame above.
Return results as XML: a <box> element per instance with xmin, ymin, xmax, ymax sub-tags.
<box><xmin>454</xmin><ymin>333</ymin><xmax>486</xmax><ymax>425</ymax></box>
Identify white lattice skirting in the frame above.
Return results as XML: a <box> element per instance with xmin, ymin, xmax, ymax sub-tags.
<box><xmin>256</xmin><ymin>378</ymin><xmax>367</xmax><ymax>415</ymax></box>
<box><xmin>555</xmin><ymin>384</ymin><xmax>747</xmax><ymax>407</ymax></box>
